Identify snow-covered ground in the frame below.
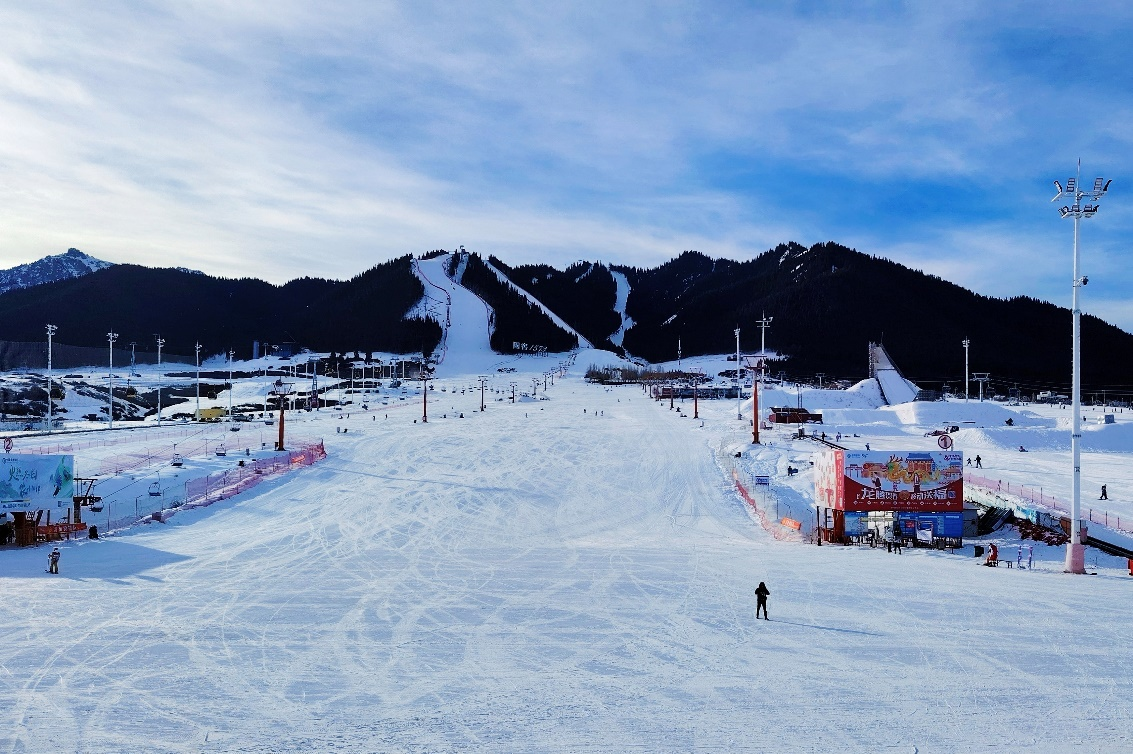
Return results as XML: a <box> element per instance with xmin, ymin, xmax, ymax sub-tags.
<box><xmin>2</xmin><ymin>364</ymin><xmax>1132</xmax><ymax>752</ymax></box>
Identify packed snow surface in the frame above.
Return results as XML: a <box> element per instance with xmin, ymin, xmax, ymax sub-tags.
<box><xmin>609</xmin><ymin>269</ymin><xmax>634</xmax><ymax>348</ymax></box>
<box><xmin>2</xmin><ymin>369</ymin><xmax>1132</xmax><ymax>752</ymax></box>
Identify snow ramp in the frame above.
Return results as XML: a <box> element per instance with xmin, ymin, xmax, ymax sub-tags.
<box><xmin>869</xmin><ymin>342</ymin><xmax>919</xmax><ymax>405</ymax></box>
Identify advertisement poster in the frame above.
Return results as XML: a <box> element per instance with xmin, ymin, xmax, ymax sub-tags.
<box><xmin>817</xmin><ymin>450</ymin><xmax>963</xmax><ymax>512</ymax></box>
<box><xmin>0</xmin><ymin>455</ymin><xmax>75</xmax><ymax>513</ymax></box>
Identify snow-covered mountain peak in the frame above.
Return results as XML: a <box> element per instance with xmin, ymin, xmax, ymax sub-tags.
<box><xmin>0</xmin><ymin>248</ymin><xmax>114</xmax><ymax>295</ymax></box>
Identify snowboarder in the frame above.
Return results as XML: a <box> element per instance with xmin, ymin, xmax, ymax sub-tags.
<box><xmin>975</xmin><ymin>455</ymin><xmax>983</xmax><ymax>468</ymax></box>
<box><xmin>1100</xmin><ymin>484</ymin><xmax>1108</xmax><ymax>500</ymax></box>
<box><xmin>966</xmin><ymin>457</ymin><xmax>972</xmax><ymax>466</ymax></box>
<box><xmin>754</xmin><ymin>582</ymin><xmax>770</xmax><ymax>620</ymax></box>
<box><xmin>865</xmin><ymin>443</ymin><xmax>870</xmax><ymax>451</ymax></box>
<box><xmin>48</xmin><ymin>547</ymin><xmax>60</xmax><ymax>574</ymax></box>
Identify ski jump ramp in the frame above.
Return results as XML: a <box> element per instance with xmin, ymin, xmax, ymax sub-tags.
<box><xmin>869</xmin><ymin>342</ymin><xmax>920</xmax><ymax>405</ymax></box>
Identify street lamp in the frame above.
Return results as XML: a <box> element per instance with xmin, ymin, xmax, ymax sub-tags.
<box><xmin>1052</xmin><ymin>164</ymin><xmax>1111</xmax><ymax>574</ymax></box>
<box><xmin>107</xmin><ymin>331</ymin><xmax>118</xmax><ymax>429</ymax></box>
<box><xmin>45</xmin><ymin>324</ymin><xmax>57</xmax><ymax>430</ymax></box>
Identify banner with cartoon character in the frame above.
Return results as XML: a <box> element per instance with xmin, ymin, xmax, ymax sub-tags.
<box><xmin>0</xmin><ymin>455</ymin><xmax>75</xmax><ymax>512</ymax></box>
<box><xmin>816</xmin><ymin>450</ymin><xmax>963</xmax><ymax>512</ymax></box>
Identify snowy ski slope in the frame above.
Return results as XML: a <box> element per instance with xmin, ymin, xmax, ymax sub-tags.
<box><xmin>2</xmin><ymin>369</ymin><xmax>1132</xmax><ymax>752</ymax></box>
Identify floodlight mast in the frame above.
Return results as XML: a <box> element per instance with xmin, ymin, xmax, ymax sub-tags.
<box><xmin>194</xmin><ymin>342</ymin><xmax>202</xmax><ymax>421</ymax></box>
<box><xmin>1052</xmin><ymin>162</ymin><xmax>1111</xmax><ymax>574</ymax></box>
<box><xmin>962</xmin><ymin>338</ymin><xmax>970</xmax><ymax>401</ymax></box>
<box><xmin>735</xmin><ymin>328</ymin><xmax>742</xmax><ymax>419</ymax></box>
<box><xmin>45</xmin><ymin>324</ymin><xmax>57</xmax><ymax>430</ymax></box>
<box><xmin>155</xmin><ymin>336</ymin><xmax>165</xmax><ymax>425</ymax></box>
<box><xmin>228</xmin><ymin>350</ymin><xmax>235</xmax><ymax>422</ymax></box>
<box><xmin>107</xmin><ymin>332</ymin><xmax>118</xmax><ymax>429</ymax></box>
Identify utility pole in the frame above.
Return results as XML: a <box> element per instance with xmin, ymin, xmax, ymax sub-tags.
<box><xmin>155</xmin><ymin>335</ymin><xmax>165</xmax><ymax>425</ymax></box>
<box><xmin>962</xmin><ymin>338</ymin><xmax>970</xmax><ymax>402</ymax></box>
<box><xmin>1052</xmin><ymin>163</ymin><xmax>1111</xmax><ymax>573</ymax></box>
<box><xmin>479</xmin><ymin>375</ymin><xmax>488</xmax><ymax>411</ymax></box>
<box><xmin>195</xmin><ymin>342</ymin><xmax>202</xmax><ymax>421</ymax></box>
<box><xmin>735</xmin><ymin>328</ymin><xmax>742</xmax><ymax>419</ymax></box>
<box><xmin>45</xmin><ymin>324</ymin><xmax>57</xmax><ymax>430</ymax></box>
<box><xmin>510</xmin><ymin>381</ymin><xmax>517</xmax><ymax>403</ymax></box>
<box><xmin>129</xmin><ymin>341</ymin><xmax>137</xmax><ymax>376</ymax></box>
<box><xmin>107</xmin><ymin>331</ymin><xmax>118</xmax><ymax>429</ymax></box>
<box><xmin>421</xmin><ymin>370</ymin><xmax>430</xmax><ymax>423</ymax></box>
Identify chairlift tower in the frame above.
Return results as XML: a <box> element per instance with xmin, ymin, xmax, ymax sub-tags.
<box><xmin>269</xmin><ymin>378</ymin><xmax>295</xmax><ymax>451</ymax></box>
<box><xmin>1052</xmin><ymin>163</ymin><xmax>1112</xmax><ymax>574</ymax></box>
<box><xmin>107</xmin><ymin>332</ymin><xmax>118</xmax><ymax>429</ymax></box>
<box><xmin>45</xmin><ymin>324</ymin><xmax>57</xmax><ymax>430</ymax></box>
<box><xmin>973</xmin><ymin>373</ymin><xmax>990</xmax><ymax>402</ymax></box>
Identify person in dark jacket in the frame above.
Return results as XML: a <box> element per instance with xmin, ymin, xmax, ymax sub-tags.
<box><xmin>755</xmin><ymin>582</ymin><xmax>770</xmax><ymax>620</ymax></box>
<box><xmin>48</xmin><ymin>547</ymin><xmax>60</xmax><ymax>574</ymax></box>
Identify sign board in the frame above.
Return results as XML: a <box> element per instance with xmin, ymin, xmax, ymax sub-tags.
<box><xmin>816</xmin><ymin>449</ymin><xmax>963</xmax><ymax>512</ymax></box>
<box><xmin>0</xmin><ymin>455</ymin><xmax>75</xmax><ymax>513</ymax></box>
<box><xmin>937</xmin><ymin>434</ymin><xmax>953</xmax><ymax>450</ymax></box>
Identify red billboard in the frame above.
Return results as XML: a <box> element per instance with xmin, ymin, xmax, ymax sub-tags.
<box><xmin>815</xmin><ymin>449</ymin><xmax>963</xmax><ymax>512</ymax></box>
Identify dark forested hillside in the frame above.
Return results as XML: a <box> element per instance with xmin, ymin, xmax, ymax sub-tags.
<box><xmin>5</xmin><ymin>242</ymin><xmax>1133</xmax><ymax>393</ymax></box>
<box><xmin>0</xmin><ymin>256</ymin><xmax>440</xmax><ymax>360</ymax></box>
<box><xmin>609</xmin><ymin>242</ymin><xmax>1133</xmax><ymax>392</ymax></box>
<box><xmin>447</xmin><ymin>252</ymin><xmax>578</xmax><ymax>354</ymax></box>
<box><xmin>493</xmin><ymin>258</ymin><xmax>620</xmax><ymax>351</ymax></box>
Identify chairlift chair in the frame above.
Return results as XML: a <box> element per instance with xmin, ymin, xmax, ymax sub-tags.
<box><xmin>171</xmin><ymin>453</ymin><xmax>184</xmax><ymax>467</ymax></box>
<box><xmin>215</xmin><ymin>444</ymin><xmax>227</xmax><ymax>457</ymax></box>
<box><xmin>148</xmin><ymin>482</ymin><xmax>162</xmax><ymax>497</ymax></box>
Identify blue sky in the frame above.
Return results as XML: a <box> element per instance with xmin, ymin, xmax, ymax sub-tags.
<box><xmin>1</xmin><ymin>2</ymin><xmax>1131</xmax><ymax>327</ymax></box>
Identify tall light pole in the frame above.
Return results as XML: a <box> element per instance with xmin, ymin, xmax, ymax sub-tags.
<box><xmin>1052</xmin><ymin>164</ymin><xmax>1111</xmax><ymax>574</ymax></box>
<box><xmin>155</xmin><ymin>336</ymin><xmax>165</xmax><ymax>425</ymax></box>
<box><xmin>107</xmin><ymin>331</ymin><xmax>118</xmax><ymax>429</ymax></box>
<box><xmin>735</xmin><ymin>328</ymin><xmax>742</xmax><ymax>419</ymax></box>
<box><xmin>962</xmin><ymin>338</ymin><xmax>970</xmax><ymax>402</ymax></box>
<box><xmin>756</xmin><ymin>313</ymin><xmax>773</xmax><ymax>439</ymax></box>
<box><xmin>228</xmin><ymin>350</ymin><xmax>235</xmax><ymax>422</ymax></box>
<box><xmin>45</xmin><ymin>324</ymin><xmax>57</xmax><ymax>430</ymax></box>
<box><xmin>195</xmin><ymin>342</ymin><xmax>202</xmax><ymax>421</ymax></box>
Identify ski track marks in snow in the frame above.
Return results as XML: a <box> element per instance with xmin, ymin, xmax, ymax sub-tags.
<box><xmin>0</xmin><ymin>379</ymin><xmax>1131</xmax><ymax>752</ymax></box>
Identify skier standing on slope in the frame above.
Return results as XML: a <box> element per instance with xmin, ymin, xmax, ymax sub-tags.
<box><xmin>755</xmin><ymin>582</ymin><xmax>770</xmax><ymax>620</ymax></box>
<box><xmin>48</xmin><ymin>547</ymin><xmax>60</xmax><ymax>574</ymax></box>
<box><xmin>1100</xmin><ymin>484</ymin><xmax>1108</xmax><ymax>500</ymax></box>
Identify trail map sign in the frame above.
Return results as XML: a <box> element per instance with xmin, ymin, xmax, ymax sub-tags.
<box><xmin>0</xmin><ymin>455</ymin><xmax>75</xmax><ymax>513</ymax></box>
